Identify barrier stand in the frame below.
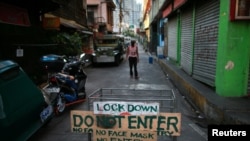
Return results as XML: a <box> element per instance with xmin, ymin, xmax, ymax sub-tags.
<box><xmin>70</xmin><ymin>88</ymin><xmax>181</xmax><ymax>141</ymax></box>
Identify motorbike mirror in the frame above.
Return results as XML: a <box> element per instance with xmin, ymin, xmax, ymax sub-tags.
<box><xmin>79</xmin><ymin>53</ymin><xmax>85</xmax><ymax>59</ymax></box>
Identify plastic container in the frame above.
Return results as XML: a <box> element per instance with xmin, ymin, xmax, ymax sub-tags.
<box><xmin>149</xmin><ymin>56</ymin><xmax>153</xmax><ymax>64</ymax></box>
<box><xmin>40</xmin><ymin>54</ymin><xmax>68</xmax><ymax>72</ymax></box>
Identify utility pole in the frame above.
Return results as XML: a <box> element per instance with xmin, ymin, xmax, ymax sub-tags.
<box><xmin>119</xmin><ymin>0</ymin><xmax>123</xmax><ymax>34</ymax></box>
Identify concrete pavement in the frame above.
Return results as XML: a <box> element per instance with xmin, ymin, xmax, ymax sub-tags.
<box><xmin>84</xmin><ymin>38</ymin><xmax>250</xmax><ymax>124</ymax></box>
<box><xmin>150</xmin><ymin>52</ymin><xmax>250</xmax><ymax>125</ymax></box>
<box><xmin>31</xmin><ymin>39</ymin><xmax>209</xmax><ymax>141</ymax></box>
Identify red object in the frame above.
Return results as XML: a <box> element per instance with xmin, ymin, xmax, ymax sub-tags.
<box><xmin>65</xmin><ymin>98</ymin><xmax>86</xmax><ymax>107</ymax></box>
<box><xmin>49</xmin><ymin>76</ymin><xmax>57</xmax><ymax>83</ymax></box>
<box><xmin>230</xmin><ymin>0</ymin><xmax>236</xmax><ymax>21</ymax></box>
<box><xmin>54</xmin><ymin>98</ymin><xmax>86</xmax><ymax>115</ymax></box>
<box><xmin>119</xmin><ymin>112</ymin><xmax>131</xmax><ymax>116</ymax></box>
<box><xmin>173</xmin><ymin>0</ymin><xmax>187</xmax><ymax>10</ymax></box>
<box><xmin>0</xmin><ymin>2</ymin><xmax>30</xmax><ymax>26</ymax></box>
<box><xmin>163</xmin><ymin>5</ymin><xmax>172</xmax><ymax>18</ymax></box>
<box><xmin>42</xmin><ymin>17</ymin><xmax>60</xmax><ymax>30</ymax></box>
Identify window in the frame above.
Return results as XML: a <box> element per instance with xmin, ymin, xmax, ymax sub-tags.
<box><xmin>230</xmin><ymin>0</ymin><xmax>250</xmax><ymax>20</ymax></box>
<box><xmin>87</xmin><ymin>11</ymin><xmax>95</xmax><ymax>24</ymax></box>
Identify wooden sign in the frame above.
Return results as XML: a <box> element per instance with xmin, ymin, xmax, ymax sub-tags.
<box><xmin>70</xmin><ymin>110</ymin><xmax>181</xmax><ymax>140</ymax></box>
<box><xmin>42</xmin><ymin>17</ymin><xmax>60</xmax><ymax>30</ymax></box>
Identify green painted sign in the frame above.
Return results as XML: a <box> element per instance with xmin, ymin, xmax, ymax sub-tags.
<box><xmin>93</xmin><ymin>101</ymin><xmax>159</xmax><ymax>115</ymax></box>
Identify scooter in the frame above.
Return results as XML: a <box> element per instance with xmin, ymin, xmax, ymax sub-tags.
<box><xmin>41</xmin><ymin>54</ymin><xmax>87</xmax><ymax>115</ymax></box>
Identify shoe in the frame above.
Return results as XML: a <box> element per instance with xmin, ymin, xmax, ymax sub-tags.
<box><xmin>130</xmin><ymin>75</ymin><xmax>133</xmax><ymax>78</ymax></box>
<box><xmin>135</xmin><ymin>76</ymin><xmax>139</xmax><ymax>79</ymax></box>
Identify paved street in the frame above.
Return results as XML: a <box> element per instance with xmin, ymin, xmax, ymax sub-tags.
<box><xmin>28</xmin><ymin>40</ymin><xmax>208</xmax><ymax>141</ymax></box>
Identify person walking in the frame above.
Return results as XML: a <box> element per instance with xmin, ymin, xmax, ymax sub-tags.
<box><xmin>126</xmin><ymin>40</ymin><xmax>139</xmax><ymax>79</ymax></box>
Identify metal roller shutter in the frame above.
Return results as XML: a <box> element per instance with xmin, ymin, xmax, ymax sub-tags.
<box><xmin>180</xmin><ymin>9</ymin><xmax>193</xmax><ymax>75</ymax></box>
<box><xmin>167</xmin><ymin>16</ymin><xmax>178</xmax><ymax>61</ymax></box>
<box><xmin>193</xmin><ymin>0</ymin><xmax>220</xmax><ymax>86</ymax></box>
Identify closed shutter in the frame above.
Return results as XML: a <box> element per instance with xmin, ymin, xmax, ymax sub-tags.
<box><xmin>168</xmin><ymin>16</ymin><xmax>178</xmax><ymax>61</ymax></box>
<box><xmin>193</xmin><ymin>0</ymin><xmax>220</xmax><ymax>86</ymax></box>
<box><xmin>180</xmin><ymin>8</ymin><xmax>193</xmax><ymax>75</ymax></box>
<box><xmin>163</xmin><ymin>22</ymin><xmax>168</xmax><ymax>57</ymax></box>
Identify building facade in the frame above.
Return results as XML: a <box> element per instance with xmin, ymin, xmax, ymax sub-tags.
<box><xmin>0</xmin><ymin>0</ymin><xmax>91</xmax><ymax>84</ymax></box>
<box><xmin>112</xmin><ymin>0</ymin><xmax>142</xmax><ymax>33</ymax></box>
<box><xmin>143</xmin><ymin>0</ymin><xmax>250</xmax><ymax>97</ymax></box>
<box><xmin>87</xmin><ymin>0</ymin><xmax>116</xmax><ymax>34</ymax></box>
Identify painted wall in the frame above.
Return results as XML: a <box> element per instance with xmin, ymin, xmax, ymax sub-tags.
<box><xmin>216</xmin><ymin>0</ymin><xmax>250</xmax><ymax>96</ymax></box>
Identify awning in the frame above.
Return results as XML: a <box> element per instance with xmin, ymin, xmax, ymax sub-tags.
<box><xmin>60</xmin><ymin>18</ymin><xmax>88</xmax><ymax>30</ymax></box>
<box><xmin>82</xmin><ymin>30</ymin><xmax>93</xmax><ymax>35</ymax></box>
<box><xmin>44</xmin><ymin>13</ymin><xmax>88</xmax><ymax>30</ymax></box>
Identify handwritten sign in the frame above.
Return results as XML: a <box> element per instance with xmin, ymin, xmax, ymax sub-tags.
<box><xmin>93</xmin><ymin>129</ymin><xmax>157</xmax><ymax>141</ymax></box>
<box><xmin>93</xmin><ymin>101</ymin><xmax>159</xmax><ymax>115</ymax></box>
<box><xmin>70</xmin><ymin>110</ymin><xmax>181</xmax><ymax>140</ymax></box>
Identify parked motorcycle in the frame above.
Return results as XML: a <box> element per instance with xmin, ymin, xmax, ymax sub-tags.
<box><xmin>40</xmin><ymin>54</ymin><xmax>87</xmax><ymax>115</ymax></box>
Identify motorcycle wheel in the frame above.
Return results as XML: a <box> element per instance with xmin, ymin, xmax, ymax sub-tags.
<box><xmin>55</xmin><ymin>94</ymin><xmax>66</xmax><ymax>115</ymax></box>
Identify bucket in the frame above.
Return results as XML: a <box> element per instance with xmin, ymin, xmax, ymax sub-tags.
<box><xmin>149</xmin><ymin>56</ymin><xmax>153</xmax><ymax>64</ymax></box>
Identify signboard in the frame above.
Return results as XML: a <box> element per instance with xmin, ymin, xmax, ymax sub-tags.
<box><xmin>0</xmin><ymin>2</ymin><xmax>30</xmax><ymax>26</ymax></box>
<box><xmin>93</xmin><ymin>101</ymin><xmax>159</xmax><ymax>115</ymax></box>
<box><xmin>42</xmin><ymin>17</ymin><xmax>60</xmax><ymax>30</ymax></box>
<box><xmin>16</xmin><ymin>48</ymin><xmax>23</xmax><ymax>57</ymax></box>
<box><xmin>70</xmin><ymin>110</ymin><xmax>181</xmax><ymax>140</ymax></box>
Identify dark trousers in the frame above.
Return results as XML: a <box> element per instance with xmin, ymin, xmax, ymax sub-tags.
<box><xmin>128</xmin><ymin>57</ymin><xmax>138</xmax><ymax>77</ymax></box>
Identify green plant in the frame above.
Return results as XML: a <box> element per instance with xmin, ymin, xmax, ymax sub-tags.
<box><xmin>52</xmin><ymin>32</ymin><xmax>83</xmax><ymax>55</ymax></box>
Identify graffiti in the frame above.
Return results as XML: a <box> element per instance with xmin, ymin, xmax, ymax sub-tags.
<box><xmin>196</xmin><ymin>24</ymin><xmax>218</xmax><ymax>42</ymax></box>
<box><xmin>194</xmin><ymin>24</ymin><xmax>218</xmax><ymax>61</ymax></box>
<box><xmin>195</xmin><ymin>48</ymin><xmax>217</xmax><ymax>61</ymax></box>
